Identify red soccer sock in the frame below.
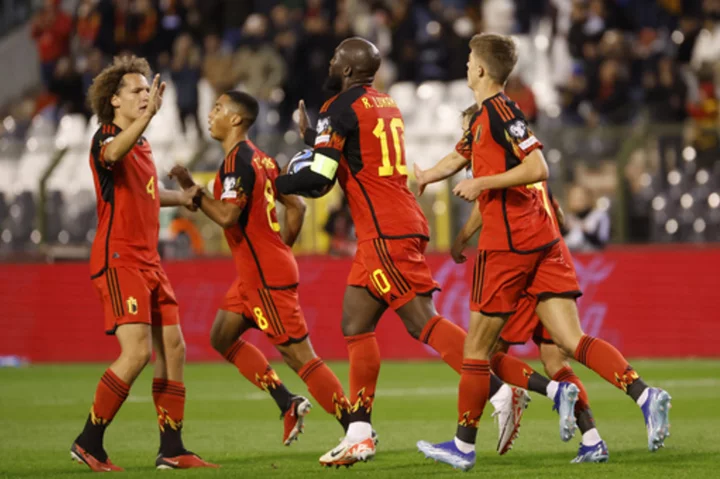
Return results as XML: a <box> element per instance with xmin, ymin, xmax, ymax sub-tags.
<box><xmin>490</xmin><ymin>351</ymin><xmax>534</xmax><ymax>389</ymax></box>
<box><xmin>298</xmin><ymin>357</ymin><xmax>351</xmax><ymax>426</ymax></box>
<box><xmin>223</xmin><ymin>339</ymin><xmax>294</xmax><ymax>412</ymax></box>
<box><xmin>574</xmin><ymin>335</ymin><xmax>642</xmax><ymax>393</ymax></box>
<box><xmin>152</xmin><ymin>379</ymin><xmax>186</xmax><ymax>456</ymax></box>
<box><xmin>76</xmin><ymin>369</ymin><xmax>130</xmax><ymax>461</ymax></box>
<box><xmin>92</xmin><ymin>369</ymin><xmax>130</xmax><ymax>424</ymax></box>
<box><xmin>456</xmin><ymin>359</ymin><xmax>491</xmax><ymax>444</ymax></box>
<box><xmin>553</xmin><ymin>366</ymin><xmax>590</xmax><ymax>412</ymax></box>
<box><xmin>420</xmin><ymin>316</ymin><xmax>466</xmax><ymax>374</ymax></box>
<box><xmin>553</xmin><ymin>366</ymin><xmax>597</xmax><ymax>432</ymax></box>
<box><xmin>345</xmin><ymin>332</ymin><xmax>381</xmax><ymax>423</ymax></box>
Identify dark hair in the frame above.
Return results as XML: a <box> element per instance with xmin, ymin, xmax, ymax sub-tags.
<box><xmin>223</xmin><ymin>90</ymin><xmax>259</xmax><ymax>127</ymax></box>
<box><xmin>88</xmin><ymin>55</ymin><xmax>151</xmax><ymax>125</ymax></box>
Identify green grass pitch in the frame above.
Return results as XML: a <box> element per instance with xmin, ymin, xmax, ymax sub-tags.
<box><xmin>1</xmin><ymin>359</ymin><xmax>718</xmax><ymax>478</ymax></box>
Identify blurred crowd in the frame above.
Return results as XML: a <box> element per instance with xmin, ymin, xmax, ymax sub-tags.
<box><xmin>12</xmin><ymin>0</ymin><xmax>719</xmax><ymax>136</ymax></box>
<box><xmin>1</xmin><ymin>0</ymin><xmax>718</xmax><ymax>253</ymax></box>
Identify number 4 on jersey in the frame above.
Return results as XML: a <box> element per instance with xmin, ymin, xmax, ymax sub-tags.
<box><xmin>374</xmin><ymin>118</ymin><xmax>407</xmax><ymax>177</ymax></box>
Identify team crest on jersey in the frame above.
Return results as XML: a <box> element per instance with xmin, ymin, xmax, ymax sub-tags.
<box><xmin>474</xmin><ymin>124</ymin><xmax>482</xmax><ymax>143</ymax></box>
<box><xmin>222</xmin><ymin>176</ymin><xmax>243</xmax><ymax>200</ymax></box>
<box><xmin>507</xmin><ymin>120</ymin><xmax>527</xmax><ymax>140</ymax></box>
<box><xmin>316</xmin><ymin>117</ymin><xmax>331</xmax><ymax>134</ymax></box>
<box><xmin>126</xmin><ymin>296</ymin><xmax>138</xmax><ymax>315</ymax></box>
<box><xmin>223</xmin><ymin>176</ymin><xmax>236</xmax><ymax>193</ymax></box>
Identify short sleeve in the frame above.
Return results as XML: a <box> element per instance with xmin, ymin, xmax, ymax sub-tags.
<box><xmin>91</xmin><ymin>125</ymin><xmax>119</xmax><ymax>170</ymax></box>
<box><xmin>312</xmin><ymin>99</ymin><xmax>358</xmax><ymax>156</ymax></box>
<box><xmin>455</xmin><ymin>128</ymin><xmax>473</xmax><ymax>160</ymax></box>
<box><xmin>487</xmin><ymin>96</ymin><xmax>543</xmax><ymax>160</ymax></box>
<box><xmin>219</xmin><ymin>153</ymin><xmax>256</xmax><ymax>208</ymax></box>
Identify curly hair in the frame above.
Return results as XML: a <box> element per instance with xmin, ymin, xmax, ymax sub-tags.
<box><xmin>88</xmin><ymin>55</ymin><xmax>152</xmax><ymax>125</ymax></box>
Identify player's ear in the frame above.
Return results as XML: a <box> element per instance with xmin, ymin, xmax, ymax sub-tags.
<box><xmin>110</xmin><ymin>93</ymin><xmax>121</xmax><ymax>109</ymax></box>
<box><xmin>231</xmin><ymin>113</ymin><xmax>243</xmax><ymax>127</ymax></box>
<box><xmin>343</xmin><ymin>65</ymin><xmax>352</xmax><ymax>78</ymax></box>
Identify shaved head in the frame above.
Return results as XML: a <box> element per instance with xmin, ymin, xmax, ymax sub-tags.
<box><xmin>324</xmin><ymin>37</ymin><xmax>381</xmax><ymax>94</ymax></box>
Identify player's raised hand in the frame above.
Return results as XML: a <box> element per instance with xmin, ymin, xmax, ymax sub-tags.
<box><xmin>146</xmin><ymin>74</ymin><xmax>166</xmax><ymax>117</ymax></box>
<box><xmin>453</xmin><ymin>178</ymin><xmax>484</xmax><ymax>201</ymax></box>
<box><xmin>168</xmin><ymin>165</ymin><xmax>195</xmax><ymax>190</ymax></box>
<box><xmin>414</xmin><ymin>163</ymin><xmax>428</xmax><ymax>196</ymax></box>
<box><xmin>297</xmin><ymin>100</ymin><xmax>310</xmax><ymax>136</ymax></box>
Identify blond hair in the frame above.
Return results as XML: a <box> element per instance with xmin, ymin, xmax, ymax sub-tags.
<box><xmin>88</xmin><ymin>55</ymin><xmax>151</xmax><ymax>125</ymax></box>
<box><xmin>469</xmin><ymin>33</ymin><xmax>518</xmax><ymax>85</ymax></box>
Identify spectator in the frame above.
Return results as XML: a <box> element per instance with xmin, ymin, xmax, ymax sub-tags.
<box><xmin>563</xmin><ymin>185</ymin><xmax>611</xmax><ymax>251</ymax></box>
<box><xmin>505</xmin><ymin>76</ymin><xmax>537</xmax><ymax>123</ymax></box>
<box><xmin>590</xmin><ymin>58</ymin><xmax>633</xmax><ymax>124</ymax></box>
<box><xmin>687</xmin><ymin>65</ymin><xmax>719</xmax><ymax>170</ymax></box>
<box><xmin>31</xmin><ymin>0</ymin><xmax>73</xmax><ymax>88</ymax></box>
<box><xmin>73</xmin><ymin>0</ymin><xmax>101</xmax><ymax>62</ymax></box>
<box><xmin>81</xmin><ymin>48</ymin><xmax>105</xmax><ymax>95</ymax></box>
<box><xmin>324</xmin><ymin>196</ymin><xmax>356</xmax><ymax>257</ymax></box>
<box><xmin>48</xmin><ymin>57</ymin><xmax>87</xmax><ymax>121</ymax></box>
<box><xmin>691</xmin><ymin>1</ymin><xmax>720</xmax><ymax>70</ymax></box>
<box><xmin>645</xmin><ymin>56</ymin><xmax>688</xmax><ymax>123</ymax></box>
<box><xmin>232</xmin><ymin>13</ymin><xmax>286</xmax><ymax>134</ymax></box>
<box><xmin>170</xmin><ymin>33</ymin><xmax>203</xmax><ymax>140</ymax></box>
<box><xmin>202</xmin><ymin>33</ymin><xmax>235</xmax><ymax>96</ymax></box>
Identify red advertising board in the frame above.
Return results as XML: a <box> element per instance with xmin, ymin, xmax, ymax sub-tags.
<box><xmin>1</xmin><ymin>247</ymin><xmax>718</xmax><ymax>362</ymax></box>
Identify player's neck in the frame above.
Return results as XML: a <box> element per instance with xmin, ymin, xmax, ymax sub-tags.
<box><xmin>473</xmin><ymin>84</ymin><xmax>504</xmax><ymax>106</ymax></box>
<box><xmin>343</xmin><ymin>78</ymin><xmax>372</xmax><ymax>92</ymax></box>
<box><xmin>222</xmin><ymin>130</ymin><xmax>247</xmax><ymax>155</ymax></box>
<box><xmin>112</xmin><ymin>114</ymin><xmax>132</xmax><ymax>131</ymax></box>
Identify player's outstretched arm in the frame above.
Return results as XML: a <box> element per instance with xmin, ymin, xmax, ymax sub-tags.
<box><xmin>158</xmin><ymin>188</ymin><xmax>197</xmax><ymax>210</ymax></box>
<box><xmin>103</xmin><ymin>74</ymin><xmax>165</xmax><ymax>164</ymax></box>
<box><xmin>415</xmin><ymin>151</ymin><xmax>469</xmax><ymax>196</ymax></box>
<box><xmin>276</xmin><ymin>150</ymin><xmax>337</xmax><ymax>195</ymax></box>
<box><xmin>451</xmin><ymin>206</ymin><xmax>483</xmax><ymax>264</ymax></box>
<box><xmin>190</xmin><ymin>186</ymin><xmax>243</xmax><ymax>228</ymax></box>
<box><xmin>453</xmin><ymin>149</ymin><xmax>549</xmax><ymax>201</ymax></box>
<box><xmin>278</xmin><ymin>193</ymin><xmax>306</xmax><ymax>247</ymax></box>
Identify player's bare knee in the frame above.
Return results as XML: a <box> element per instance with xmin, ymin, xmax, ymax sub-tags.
<box><xmin>122</xmin><ymin>345</ymin><xmax>152</xmax><ymax>374</ymax></box>
<box><xmin>541</xmin><ymin>353</ymin><xmax>568</xmax><ymax>378</ymax></box>
<box><xmin>209</xmin><ymin>327</ymin><xmax>229</xmax><ymax>354</ymax></box>
<box><xmin>341</xmin><ymin>313</ymin><xmax>373</xmax><ymax>337</ymax></box>
<box><xmin>209</xmin><ymin>314</ymin><xmax>236</xmax><ymax>354</ymax></box>
<box><xmin>166</xmin><ymin>335</ymin><xmax>186</xmax><ymax>362</ymax></box>
<box><xmin>492</xmin><ymin>339</ymin><xmax>510</xmax><ymax>356</ymax></box>
<box><xmin>403</xmin><ymin>319</ymin><xmax>424</xmax><ymax>340</ymax></box>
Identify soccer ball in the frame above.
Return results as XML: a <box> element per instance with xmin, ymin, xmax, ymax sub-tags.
<box><xmin>287</xmin><ymin>149</ymin><xmax>334</xmax><ymax>198</ymax></box>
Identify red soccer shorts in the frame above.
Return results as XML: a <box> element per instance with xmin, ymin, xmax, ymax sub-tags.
<box><xmin>499</xmin><ymin>294</ymin><xmax>553</xmax><ymax>345</ymax></box>
<box><xmin>91</xmin><ymin>267</ymin><xmax>180</xmax><ymax>335</ymax></box>
<box><xmin>221</xmin><ymin>277</ymin><xmax>308</xmax><ymax>345</ymax></box>
<box><xmin>347</xmin><ymin>237</ymin><xmax>440</xmax><ymax>310</ymax></box>
<box><xmin>470</xmin><ymin>241</ymin><xmax>581</xmax><ymax>315</ymax></box>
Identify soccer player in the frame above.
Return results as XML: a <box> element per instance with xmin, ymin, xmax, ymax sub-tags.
<box><xmin>71</xmin><ymin>56</ymin><xmax>217</xmax><ymax>471</ymax></box>
<box><xmin>416</xmin><ymin>33</ymin><xmax>671</xmax><ymax>471</ymax></box>
<box><xmin>274</xmin><ymin>37</ymin><xmax>525</xmax><ymax>466</ymax></box>
<box><xmin>169</xmin><ymin>91</ymin><xmax>352</xmax><ymax>446</ymax></box>
<box><xmin>418</xmin><ymin>104</ymin><xmax>608</xmax><ymax>462</ymax></box>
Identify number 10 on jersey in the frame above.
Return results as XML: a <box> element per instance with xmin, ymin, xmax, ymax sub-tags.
<box><xmin>374</xmin><ymin>118</ymin><xmax>407</xmax><ymax>177</ymax></box>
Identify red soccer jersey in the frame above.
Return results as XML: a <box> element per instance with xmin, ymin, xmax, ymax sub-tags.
<box><xmin>463</xmin><ymin>93</ymin><xmax>558</xmax><ymax>253</ymax></box>
<box><xmin>213</xmin><ymin>140</ymin><xmax>299</xmax><ymax>288</ymax></box>
<box><xmin>313</xmin><ymin>85</ymin><xmax>429</xmax><ymax>242</ymax></box>
<box><xmin>89</xmin><ymin>124</ymin><xmax>161</xmax><ymax>277</ymax></box>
